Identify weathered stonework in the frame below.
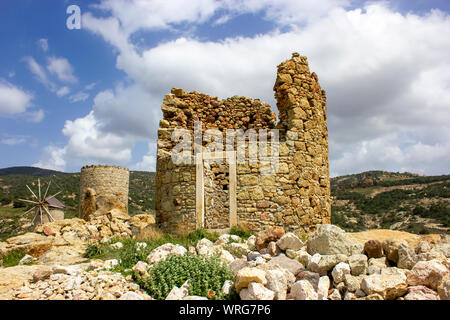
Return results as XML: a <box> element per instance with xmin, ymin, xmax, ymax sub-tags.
<box><xmin>79</xmin><ymin>165</ymin><xmax>130</xmax><ymax>220</ymax></box>
<box><xmin>155</xmin><ymin>53</ymin><xmax>331</xmax><ymax>235</ymax></box>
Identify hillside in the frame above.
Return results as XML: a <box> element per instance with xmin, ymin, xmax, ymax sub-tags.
<box><xmin>331</xmin><ymin>171</ymin><xmax>450</xmax><ymax>234</ymax></box>
<box><xmin>0</xmin><ymin>167</ymin><xmax>155</xmax><ymax>240</ymax></box>
<box><xmin>0</xmin><ymin>167</ymin><xmax>448</xmax><ymax>240</ymax></box>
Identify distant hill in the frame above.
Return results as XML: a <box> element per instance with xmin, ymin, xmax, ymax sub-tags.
<box><xmin>0</xmin><ymin>167</ymin><xmax>448</xmax><ymax>240</ymax></box>
<box><xmin>0</xmin><ymin>168</ymin><xmax>156</xmax><ymax>240</ymax></box>
<box><xmin>331</xmin><ymin>171</ymin><xmax>450</xmax><ymax>235</ymax></box>
<box><xmin>0</xmin><ymin>166</ymin><xmax>68</xmax><ymax>176</ymax></box>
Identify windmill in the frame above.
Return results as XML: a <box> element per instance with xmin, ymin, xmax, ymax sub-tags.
<box><xmin>18</xmin><ymin>178</ymin><xmax>65</xmax><ymax>226</ymax></box>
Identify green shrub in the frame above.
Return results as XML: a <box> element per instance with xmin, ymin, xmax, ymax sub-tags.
<box><xmin>229</xmin><ymin>225</ymin><xmax>252</xmax><ymax>240</ymax></box>
<box><xmin>83</xmin><ymin>243</ymin><xmax>105</xmax><ymax>259</ymax></box>
<box><xmin>187</xmin><ymin>228</ymin><xmax>219</xmax><ymax>243</ymax></box>
<box><xmin>0</xmin><ymin>249</ymin><xmax>26</xmax><ymax>267</ymax></box>
<box><xmin>135</xmin><ymin>254</ymin><xmax>234</xmax><ymax>300</ymax></box>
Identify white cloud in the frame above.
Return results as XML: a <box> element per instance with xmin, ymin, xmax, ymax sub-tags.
<box><xmin>0</xmin><ymin>135</ymin><xmax>28</xmax><ymax>146</ymax></box>
<box><xmin>132</xmin><ymin>142</ymin><xmax>157</xmax><ymax>171</ymax></box>
<box><xmin>47</xmin><ymin>56</ymin><xmax>77</xmax><ymax>83</ymax></box>
<box><xmin>38</xmin><ymin>38</ymin><xmax>48</xmax><ymax>52</ymax></box>
<box><xmin>33</xmin><ymin>145</ymin><xmax>67</xmax><ymax>172</ymax></box>
<box><xmin>68</xmin><ymin>91</ymin><xmax>89</xmax><ymax>103</ymax></box>
<box><xmin>25</xmin><ymin>109</ymin><xmax>45</xmax><ymax>123</ymax></box>
<box><xmin>23</xmin><ymin>56</ymin><xmax>56</xmax><ymax>91</ymax></box>
<box><xmin>37</xmin><ymin>1</ymin><xmax>450</xmax><ymax>176</ymax></box>
<box><xmin>0</xmin><ymin>80</ymin><xmax>34</xmax><ymax>115</ymax></box>
<box><xmin>56</xmin><ymin>86</ymin><xmax>70</xmax><ymax>97</ymax></box>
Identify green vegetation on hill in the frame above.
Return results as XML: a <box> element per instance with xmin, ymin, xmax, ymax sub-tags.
<box><xmin>331</xmin><ymin>171</ymin><xmax>450</xmax><ymax>234</ymax></box>
<box><xmin>0</xmin><ymin>167</ymin><xmax>155</xmax><ymax>240</ymax></box>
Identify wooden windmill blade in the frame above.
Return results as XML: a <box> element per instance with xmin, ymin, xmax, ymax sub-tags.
<box><xmin>18</xmin><ymin>178</ymin><xmax>64</xmax><ymax>225</ymax></box>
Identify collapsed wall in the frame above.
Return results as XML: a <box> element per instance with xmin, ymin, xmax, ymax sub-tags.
<box><xmin>79</xmin><ymin>165</ymin><xmax>130</xmax><ymax>220</ymax></box>
<box><xmin>155</xmin><ymin>53</ymin><xmax>331</xmax><ymax>235</ymax></box>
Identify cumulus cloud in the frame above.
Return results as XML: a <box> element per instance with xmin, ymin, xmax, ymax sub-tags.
<box><xmin>33</xmin><ymin>145</ymin><xmax>67</xmax><ymax>172</ymax></box>
<box><xmin>37</xmin><ymin>1</ymin><xmax>450</xmax><ymax>176</ymax></box>
<box><xmin>47</xmin><ymin>56</ymin><xmax>77</xmax><ymax>83</ymax></box>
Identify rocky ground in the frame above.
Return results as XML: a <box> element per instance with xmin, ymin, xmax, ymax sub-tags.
<box><xmin>1</xmin><ymin>219</ymin><xmax>449</xmax><ymax>300</ymax></box>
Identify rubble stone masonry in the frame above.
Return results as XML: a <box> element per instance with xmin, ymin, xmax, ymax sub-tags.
<box><xmin>79</xmin><ymin>165</ymin><xmax>130</xmax><ymax>220</ymax></box>
<box><xmin>155</xmin><ymin>53</ymin><xmax>331</xmax><ymax>235</ymax></box>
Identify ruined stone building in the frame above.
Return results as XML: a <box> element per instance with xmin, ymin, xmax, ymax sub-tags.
<box><xmin>155</xmin><ymin>53</ymin><xmax>331</xmax><ymax>236</ymax></box>
<box><xmin>79</xmin><ymin>165</ymin><xmax>130</xmax><ymax>220</ymax></box>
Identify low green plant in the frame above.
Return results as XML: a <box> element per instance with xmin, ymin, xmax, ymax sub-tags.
<box><xmin>229</xmin><ymin>225</ymin><xmax>252</xmax><ymax>240</ymax></box>
<box><xmin>187</xmin><ymin>228</ymin><xmax>219</xmax><ymax>243</ymax></box>
<box><xmin>0</xmin><ymin>249</ymin><xmax>26</xmax><ymax>267</ymax></box>
<box><xmin>135</xmin><ymin>254</ymin><xmax>234</xmax><ymax>300</ymax></box>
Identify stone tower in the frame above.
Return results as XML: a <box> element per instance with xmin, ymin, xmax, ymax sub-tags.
<box><xmin>79</xmin><ymin>165</ymin><xmax>130</xmax><ymax>220</ymax></box>
<box><xmin>155</xmin><ymin>53</ymin><xmax>331</xmax><ymax>235</ymax></box>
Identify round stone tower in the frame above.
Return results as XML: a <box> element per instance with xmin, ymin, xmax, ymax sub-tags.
<box><xmin>79</xmin><ymin>165</ymin><xmax>130</xmax><ymax>220</ymax></box>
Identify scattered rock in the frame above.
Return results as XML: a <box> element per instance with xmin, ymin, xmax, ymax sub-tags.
<box><xmin>235</xmin><ymin>267</ymin><xmax>267</xmax><ymax>292</ymax></box>
<box><xmin>19</xmin><ymin>254</ymin><xmax>34</xmax><ymax>265</ymax></box>
<box><xmin>361</xmin><ymin>271</ymin><xmax>407</xmax><ymax>300</ymax></box>
<box><xmin>406</xmin><ymin>259</ymin><xmax>449</xmax><ymax>290</ymax></box>
<box><xmin>364</xmin><ymin>240</ymin><xmax>383</xmax><ymax>258</ymax></box>
<box><xmin>331</xmin><ymin>262</ymin><xmax>351</xmax><ymax>284</ymax></box>
<box><xmin>270</xmin><ymin>254</ymin><xmax>304</xmax><ymax>276</ymax></box>
<box><xmin>348</xmin><ymin>254</ymin><xmax>368</xmax><ymax>276</ymax></box>
<box><xmin>437</xmin><ymin>279</ymin><xmax>450</xmax><ymax>300</ymax></box>
<box><xmin>397</xmin><ymin>242</ymin><xmax>418</xmax><ymax>269</ymax></box>
<box><xmin>290</xmin><ymin>280</ymin><xmax>318</xmax><ymax>300</ymax></box>
<box><xmin>239</xmin><ymin>282</ymin><xmax>275</xmax><ymax>300</ymax></box>
<box><xmin>110</xmin><ymin>242</ymin><xmax>123</xmax><ymax>250</ymax></box>
<box><xmin>317</xmin><ymin>276</ymin><xmax>330</xmax><ymax>300</ymax></box>
<box><xmin>266</xmin><ymin>269</ymin><xmax>287</xmax><ymax>300</ymax></box>
<box><xmin>404</xmin><ymin>285</ymin><xmax>440</xmax><ymax>300</ymax></box>
<box><xmin>276</xmin><ymin>233</ymin><xmax>303</xmax><ymax>251</ymax></box>
<box><xmin>255</xmin><ymin>227</ymin><xmax>285</xmax><ymax>251</ymax></box>
<box><xmin>146</xmin><ymin>243</ymin><xmax>187</xmax><ymax>264</ymax></box>
<box><xmin>166</xmin><ymin>281</ymin><xmax>190</xmax><ymax>300</ymax></box>
<box><xmin>307</xmin><ymin>224</ymin><xmax>363</xmax><ymax>256</ymax></box>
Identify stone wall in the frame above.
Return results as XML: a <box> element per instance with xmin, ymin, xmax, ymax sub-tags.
<box><xmin>79</xmin><ymin>165</ymin><xmax>130</xmax><ymax>220</ymax></box>
<box><xmin>155</xmin><ymin>53</ymin><xmax>331</xmax><ymax>236</ymax></box>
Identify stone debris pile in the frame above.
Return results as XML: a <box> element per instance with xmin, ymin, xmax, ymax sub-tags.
<box><xmin>12</xmin><ymin>262</ymin><xmax>151</xmax><ymax>300</ymax></box>
<box><xmin>128</xmin><ymin>224</ymin><xmax>449</xmax><ymax>300</ymax></box>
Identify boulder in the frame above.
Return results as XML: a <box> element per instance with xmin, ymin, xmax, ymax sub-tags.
<box><xmin>328</xmin><ymin>289</ymin><xmax>342</xmax><ymax>300</ymax></box>
<box><xmin>166</xmin><ymin>281</ymin><xmax>190</xmax><ymax>300</ymax></box>
<box><xmin>296</xmin><ymin>271</ymin><xmax>320</xmax><ymax>291</ymax></box>
<box><xmin>382</xmin><ymin>238</ymin><xmax>403</xmax><ymax>264</ymax></box>
<box><xmin>219</xmin><ymin>249</ymin><xmax>235</xmax><ymax>264</ymax></box>
<box><xmin>406</xmin><ymin>259</ymin><xmax>449</xmax><ymax>290</ymax></box>
<box><xmin>229</xmin><ymin>258</ymin><xmax>254</xmax><ymax>276</ymax></box>
<box><xmin>307</xmin><ymin>224</ymin><xmax>362</xmax><ymax>256</ymax></box>
<box><xmin>309</xmin><ymin>254</ymin><xmax>348</xmax><ymax>276</ymax></box>
<box><xmin>255</xmin><ymin>227</ymin><xmax>285</xmax><ymax>251</ymax></box>
<box><xmin>235</xmin><ymin>267</ymin><xmax>267</xmax><ymax>292</ymax></box>
<box><xmin>221</xmin><ymin>280</ymin><xmax>233</xmax><ymax>296</ymax></box>
<box><xmin>343</xmin><ymin>274</ymin><xmax>364</xmax><ymax>292</ymax></box>
<box><xmin>196</xmin><ymin>238</ymin><xmax>216</xmax><ymax>256</ymax></box>
<box><xmin>276</xmin><ymin>233</ymin><xmax>303</xmax><ymax>251</ymax></box>
<box><xmin>361</xmin><ymin>271</ymin><xmax>408</xmax><ymax>300</ymax></box>
<box><xmin>19</xmin><ymin>254</ymin><xmax>34</xmax><ymax>265</ymax></box>
<box><xmin>348</xmin><ymin>254</ymin><xmax>368</xmax><ymax>276</ymax></box>
<box><xmin>239</xmin><ymin>282</ymin><xmax>275</xmax><ymax>300</ymax></box>
<box><xmin>146</xmin><ymin>243</ymin><xmax>187</xmax><ymax>264</ymax></box>
<box><xmin>331</xmin><ymin>262</ymin><xmax>351</xmax><ymax>284</ymax></box>
<box><xmin>31</xmin><ymin>267</ymin><xmax>52</xmax><ymax>283</ymax></box>
<box><xmin>290</xmin><ymin>280</ymin><xmax>318</xmax><ymax>300</ymax></box>
<box><xmin>317</xmin><ymin>276</ymin><xmax>330</xmax><ymax>300</ymax></box>
<box><xmin>437</xmin><ymin>279</ymin><xmax>450</xmax><ymax>300</ymax></box>
<box><xmin>267</xmin><ymin>241</ymin><xmax>281</xmax><ymax>256</ymax></box>
<box><xmin>270</xmin><ymin>254</ymin><xmax>304</xmax><ymax>276</ymax></box>
<box><xmin>364</xmin><ymin>240</ymin><xmax>383</xmax><ymax>258</ymax></box>
<box><xmin>404</xmin><ymin>285</ymin><xmax>440</xmax><ymax>300</ymax></box>
<box><xmin>397</xmin><ymin>242</ymin><xmax>418</xmax><ymax>269</ymax></box>
<box><xmin>132</xmin><ymin>261</ymin><xmax>149</xmax><ymax>276</ymax></box>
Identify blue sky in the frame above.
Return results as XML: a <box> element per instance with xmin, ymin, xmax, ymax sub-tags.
<box><xmin>0</xmin><ymin>0</ymin><xmax>449</xmax><ymax>176</ymax></box>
